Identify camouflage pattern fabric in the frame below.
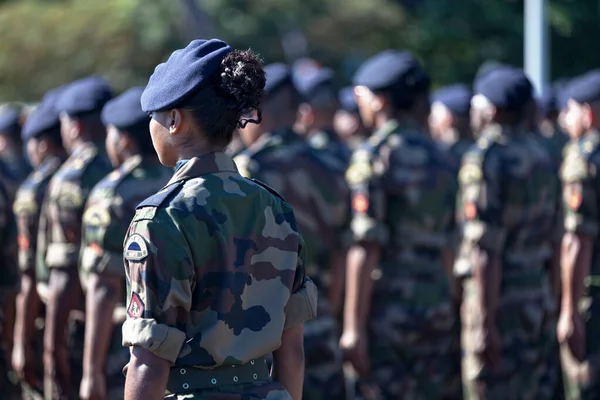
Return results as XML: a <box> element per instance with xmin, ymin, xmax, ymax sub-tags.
<box><xmin>121</xmin><ymin>152</ymin><xmax>317</xmax><ymax>399</ymax></box>
<box><xmin>454</xmin><ymin>124</ymin><xmax>561</xmax><ymax>400</ymax></box>
<box><xmin>234</xmin><ymin>129</ymin><xmax>349</xmax><ymax>399</ymax></box>
<box><xmin>80</xmin><ymin>154</ymin><xmax>170</xmax><ymax>397</ymax></box>
<box><xmin>308</xmin><ymin>129</ymin><xmax>352</xmax><ymax>165</ymax></box>
<box><xmin>14</xmin><ymin>156</ymin><xmax>63</xmax><ymax>276</ymax></box>
<box><xmin>346</xmin><ymin>119</ymin><xmax>460</xmax><ymax>399</ymax></box>
<box><xmin>37</xmin><ymin>141</ymin><xmax>112</xmax><ymax>273</ymax></box>
<box><xmin>80</xmin><ymin>154</ymin><xmax>171</xmax><ymax>281</ymax></box>
<box><xmin>559</xmin><ymin>129</ymin><xmax>600</xmax><ymax>400</ymax></box>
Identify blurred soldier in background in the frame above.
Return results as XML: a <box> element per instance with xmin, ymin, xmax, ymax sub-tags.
<box><xmin>429</xmin><ymin>83</ymin><xmax>474</xmax><ymax>163</ymax></box>
<box><xmin>296</xmin><ymin>68</ymin><xmax>352</xmax><ymax>164</ymax></box>
<box><xmin>455</xmin><ymin>67</ymin><xmax>560</xmax><ymax>399</ymax></box>
<box><xmin>0</xmin><ymin>104</ymin><xmax>32</xmax><ymax>182</ymax></box>
<box><xmin>12</xmin><ymin>87</ymin><xmax>67</xmax><ymax>400</ymax></box>
<box><xmin>78</xmin><ymin>87</ymin><xmax>170</xmax><ymax>400</ymax></box>
<box><xmin>340</xmin><ymin>50</ymin><xmax>460</xmax><ymax>400</ymax></box>
<box><xmin>557</xmin><ymin>71</ymin><xmax>600</xmax><ymax>400</ymax></box>
<box><xmin>334</xmin><ymin>86</ymin><xmax>368</xmax><ymax>151</ymax></box>
<box><xmin>39</xmin><ymin>77</ymin><xmax>113</xmax><ymax>399</ymax></box>
<box><xmin>236</xmin><ymin>63</ymin><xmax>349</xmax><ymax>400</ymax></box>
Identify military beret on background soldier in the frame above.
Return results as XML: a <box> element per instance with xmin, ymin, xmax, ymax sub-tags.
<box><xmin>0</xmin><ymin>104</ymin><xmax>31</xmax><ymax>183</ymax></box>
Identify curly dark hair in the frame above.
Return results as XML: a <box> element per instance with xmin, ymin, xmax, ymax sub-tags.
<box><xmin>181</xmin><ymin>49</ymin><xmax>266</xmax><ymax>146</ymax></box>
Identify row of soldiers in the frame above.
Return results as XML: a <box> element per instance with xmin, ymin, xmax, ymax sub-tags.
<box><xmin>0</xmin><ymin>47</ymin><xmax>594</xmax><ymax>400</ymax></box>
<box><xmin>227</xmin><ymin>52</ymin><xmax>595</xmax><ymax>400</ymax></box>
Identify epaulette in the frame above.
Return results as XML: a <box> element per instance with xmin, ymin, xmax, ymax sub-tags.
<box><xmin>250</xmin><ymin>178</ymin><xmax>286</xmax><ymax>202</ymax></box>
<box><xmin>136</xmin><ymin>180</ymin><xmax>183</xmax><ymax>210</ymax></box>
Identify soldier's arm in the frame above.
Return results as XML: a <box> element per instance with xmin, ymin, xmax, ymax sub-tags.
<box><xmin>122</xmin><ymin>216</ymin><xmax>194</xmax><ymax>396</ymax></box>
<box><xmin>274</xmin><ymin>235</ymin><xmax>316</xmax><ymax>400</ymax></box>
<box><xmin>343</xmin><ymin>156</ymin><xmax>386</xmax><ymax>336</ymax></box>
<box><xmin>82</xmin><ymin>273</ymin><xmax>122</xmax><ymax>391</ymax></box>
<box><xmin>13</xmin><ymin>205</ymin><xmax>42</xmax><ymax>374</ymax></box>
<box><xmin>80</xmin><ymin>202</ymin><xmax>127</xmax><ymax>391</ymax></box>
<box><xmin>559</xmin><ymin>158</ymin><xmax>596</xmax><ymax>322</ymax></box>
<box><xmin>457</xmin><ymin>155</ymin><xmax>504</xmax><ymax>328</ymax></box>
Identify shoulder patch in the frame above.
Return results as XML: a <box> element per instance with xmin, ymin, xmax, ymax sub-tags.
<box><xmin>124</xmin><ymin>233</ymin><xmax>149</xmax><ymax>261</ymax></box>
<box><xmin>459</xmin><ymin>163</ymin><xmax>483</xmax><ymax>185</ymax></box>
<box><xmin>136</xmin><ymin>181</ymin><xmax>183</xmax><ymax>210</ymax></box>
<box><xmin>251</xmin><ymin>178</ymin><xmax>286</xmax><ymax>201</ymax></box>
<box><xmin>127</xmin><ymin>292</ymin><xmax>145</xmax><ymax>318</ymax></box>
<box><xmin>82</xmin><ymin>205</ymin><xmax>111</xmax><ymax>227</ymax></box>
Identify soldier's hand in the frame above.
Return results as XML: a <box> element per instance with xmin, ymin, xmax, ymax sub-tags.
<box><xmin>79</xmin><ymin>372</ymin><xmax>107</xmax><ymax>400</ymax></box>
<box><xmin>340</xmin><ymin>329</ymin><xmax>370</xmax><ymax>377</ymax></box>
<box><xmin>557</xmin><ymin>311</ymin><xmax>585</xmax><ymax>360</ymax></box>
<box><xmin>11</xmin><ymin>343</ymin><xmax>37</xmax><ymax>386</ymax></box>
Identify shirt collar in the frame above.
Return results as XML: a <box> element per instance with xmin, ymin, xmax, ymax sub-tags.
<box><xmin>168</xmin><ymin>152</ymin><xmax>239</xmax><ymax>185</ymax></box>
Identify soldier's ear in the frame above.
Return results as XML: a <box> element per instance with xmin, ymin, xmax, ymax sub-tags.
<box><xmin>169</xmin><ymin>109</ymin><xmax>183</xmax><ymax>135</ymax></box>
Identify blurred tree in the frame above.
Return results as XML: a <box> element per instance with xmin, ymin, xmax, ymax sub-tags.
<box><xmin>0</xmin><ymin>0</ymin><xmax>599</xmax><ymax>100</ymax></box>
<box><xmin>0</xmin><ymin>0</ymin><xmax>184</xmax><ymax>101</ymax></box>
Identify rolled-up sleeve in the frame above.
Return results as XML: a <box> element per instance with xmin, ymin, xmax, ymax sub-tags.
<box><xmin>561</xmin><ymin>154</ymin><xmax>598</xmax><ymax>237</ymax></box>
<box><xmin>121</xmin><ymin>217</ymin><xmax>194</xmax><ymax>363</ymax></box>
<box><xmin>284</xmin><ymin>234</ymin><xmax>317</xmax><ymax>329</ymax></box>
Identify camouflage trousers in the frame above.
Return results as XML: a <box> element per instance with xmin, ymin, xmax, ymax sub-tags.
<box><xmin>303</xmin><ymin>297</ymin><xmax>345</xmax><ymax>400</ymax></box>
<box><xmin>560</xmin><ymin>294</ymin><xmax>600</xmax><ymax>400</ymax></box>
<box><xmin>359</xmin><ymin>289</ymin><xmax>461</xmax><ymax>400</ymax></box>
<box><xmin>164</xmin><ymin>381</ymin><xmax>292</xmax><ymax>399</ymax></box>
<box><xmin>461</xmin><ymin>279</ymin><xmax>557</xmax><ymax>400</ymax></box>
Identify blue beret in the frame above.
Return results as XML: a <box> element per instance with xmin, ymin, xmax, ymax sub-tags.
<box><xmin>473</xmin><ymin>60</ymin><xmax>506</xmax><ymax>86</ymax></box>
<box><xmin>567</xmin><ymin>70</ymin><xmax>600</xmax><ymax>105</ymax></box>
<box><xmin>102</xmin><ymin>87</ymin><xmax>147</xmax><ymax>136</ymax></box>
<box><xmin>475</xmin><ymin>67</ymin><xmax>533</xmax><ymax>110</ymax></box>
<box><xmin>22</xmin><ymin>86</ymin><xmax>68</xmax><ymax>141</ymax></box>
<box><xmin>55</xmin><ymin>76</ymin><xmax>114</xmax><ymax>117</ymax></box>
<box><xmin>339</xmin><ymin>86</ymin><xmax>358</xmax><ymax>112</ymax></box>
<box><xmin>353</xmin><ymin>50</ymin><xmax>427</xmax><ymax>92</ymax></box>
<box><xmin>141</xmin><ymin>39</ymin><xmax>232</xmax><ymax>113</ymax></box>
<box><xmin>432</xmin><ymin>84</ymin><xmax>472</xmax><ymax>115</ymax></box>
<box><xmin>296</xmin><ymin>68</ymin><xmax>335</xmax><ymax>103</ymax></box>
<box><xmin>0</xmin><ymin>104</ymin><xmax>21</xmax><ymax>136</ymax></box>
<box><xmin>264</xmin><ymin>63</ymin><xmax>293</xmax><ymax>97</ymax></box>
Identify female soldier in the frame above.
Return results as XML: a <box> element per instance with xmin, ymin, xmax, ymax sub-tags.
<box><xmin>121</xmin><ymin>39</ymin><xmax>317</xmax><ymax>400</ymax></box>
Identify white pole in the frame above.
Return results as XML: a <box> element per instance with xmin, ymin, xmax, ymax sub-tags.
<box><xmin>524</xmin><ymin>0</ymin><xmax>549</xmax><ymax>96</ymax></box>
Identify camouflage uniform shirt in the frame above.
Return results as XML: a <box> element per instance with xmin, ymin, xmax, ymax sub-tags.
<box><xmin>37</xmin><ymin>142</ymin><xmax>112</xmax><ymax>275</ymax></box>
<box><xmin>13</xmin><ymin>155</ymin><xmax>64</xmax><ymax>276</ymax></box>
<box><xmin>346</xmin><ymin>119</ymin><xmax>459</xmax><ymax>399</ymax></box>
<box><xmin>122</xmin><ymin>152</ymin><xmax>317</xmax><ymax>398</ymax></box>
<box><xmin>455</xmin><ymin>124</ymin><xmax>560</xmax><ymax>400</ymax></box>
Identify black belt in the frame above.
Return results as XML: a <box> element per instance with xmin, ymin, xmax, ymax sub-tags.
<box><xmin>166</xmin><ymin>357</ymin><xmax>270</xmax><ymax>394</ymax></box>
